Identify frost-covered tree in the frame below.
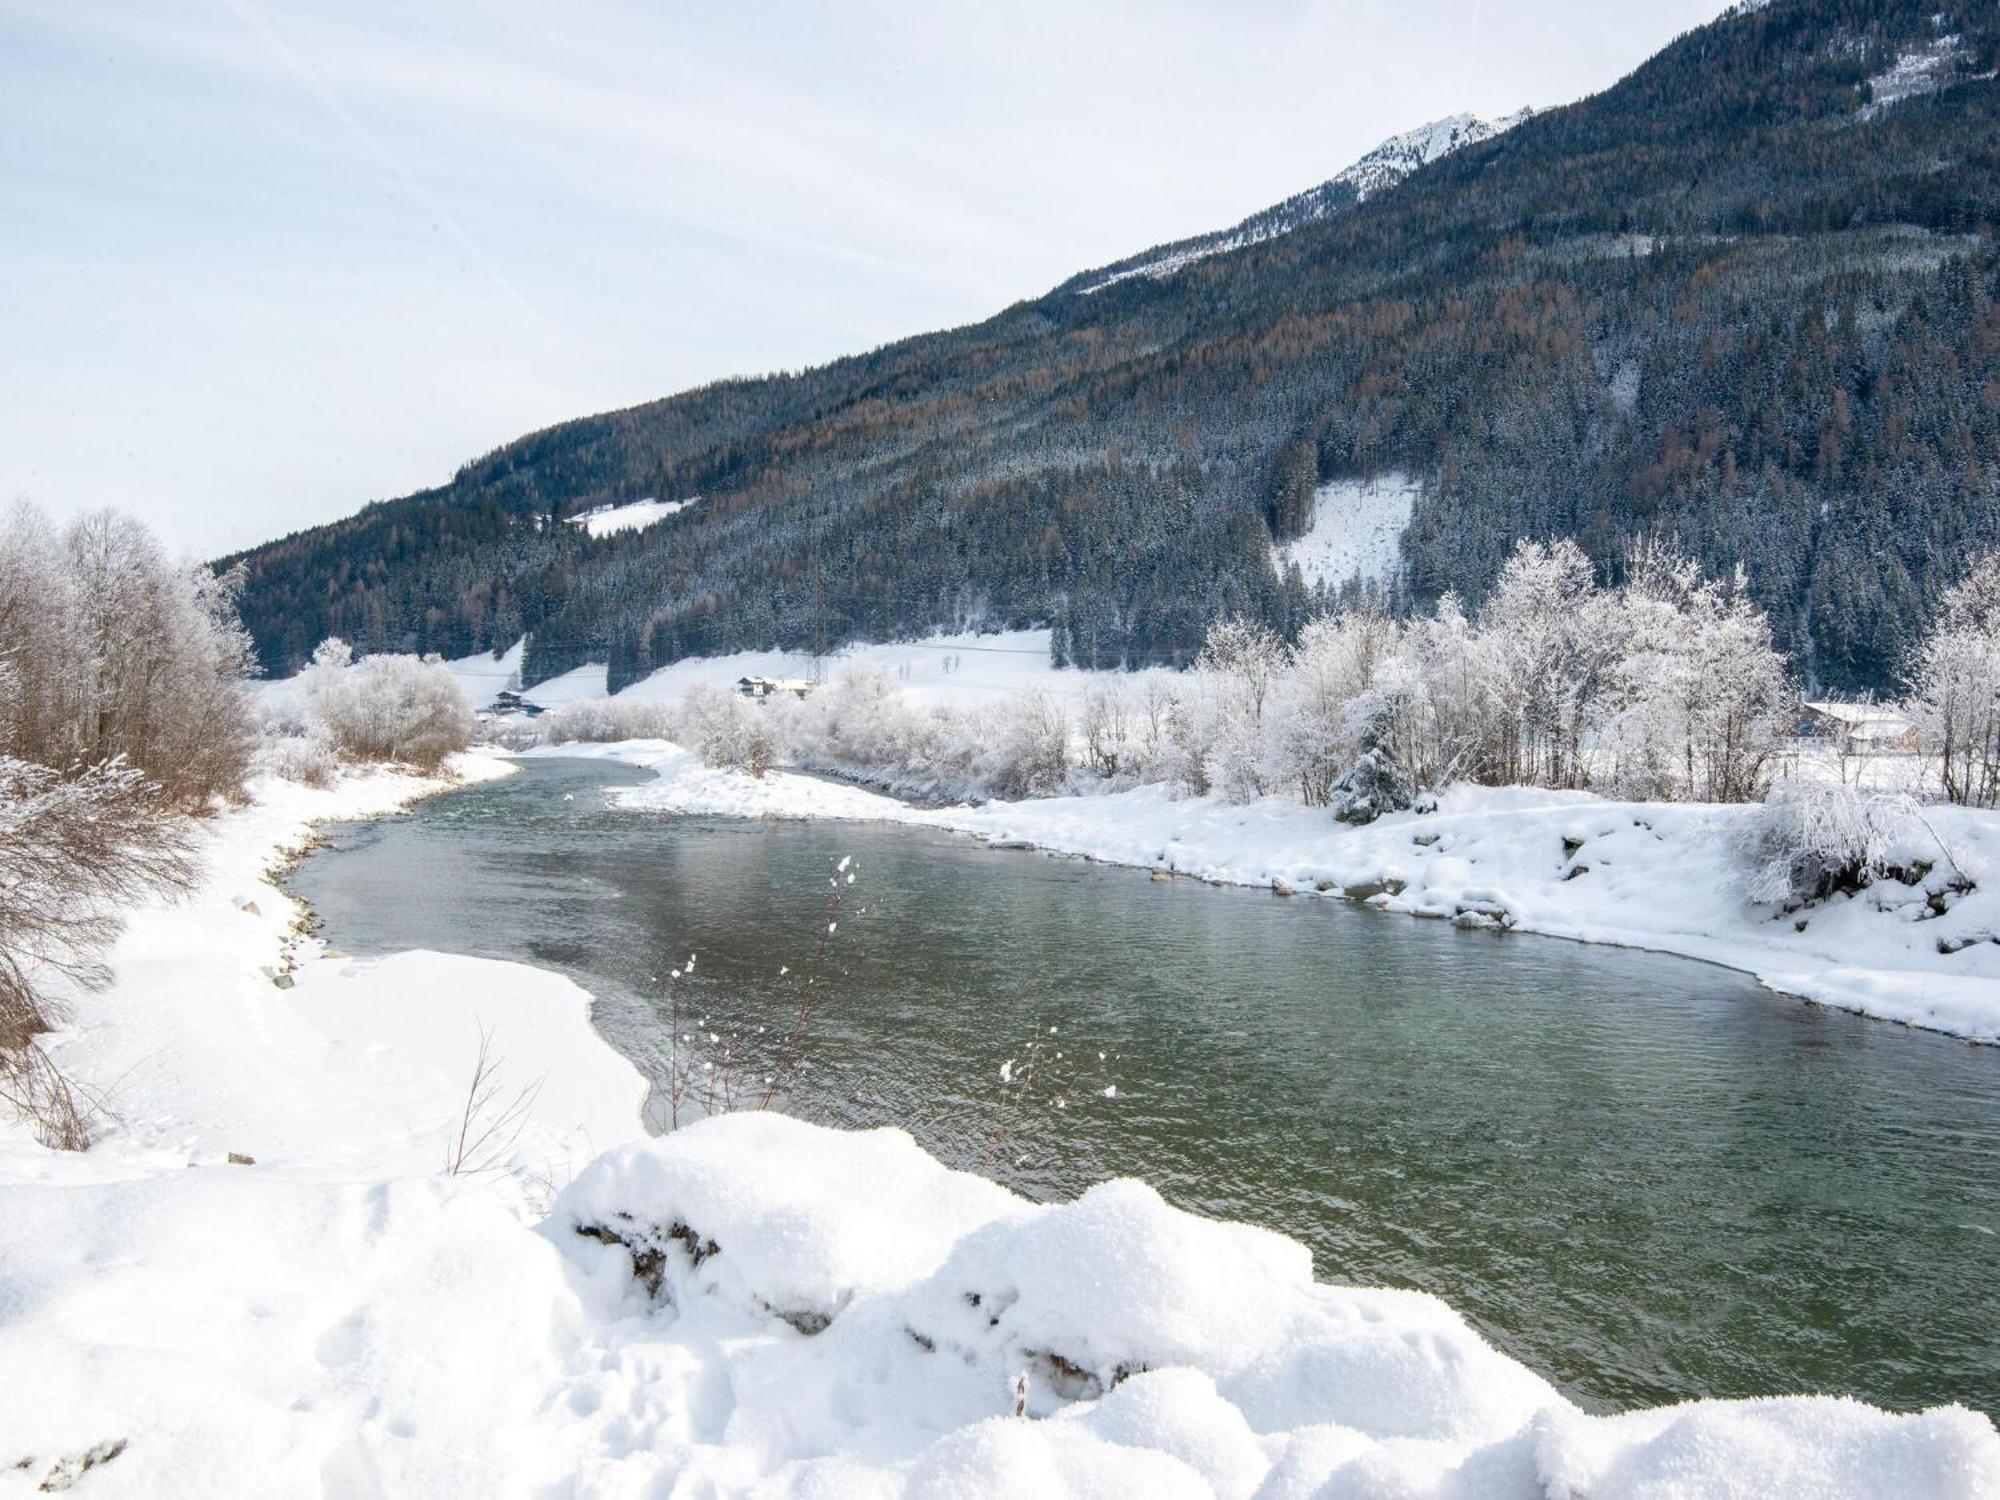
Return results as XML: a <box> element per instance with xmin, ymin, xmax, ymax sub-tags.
<box><xmin>0</xmin><ymin>505</ymin><xmax>256</xmax><ymax>808</ymax></box>
<box><xmin>982</xmin><ymin>689</ymin><xmax>1070</xmax><ymax>799</ymax></box>
<box><xmin>1906</xmin><ymin>552</ymin><xmax>2000</xmax><ymax>808</ymax></box>
<box><xmin>1268</xmin><ymin>609</ymin><xmax>1398</xmax><ymax>806</ymax></box>
<box><xmin>682</xmin><ymin>683</ymin><xmax>776</xmax><ymax>776</ymax></box>
<box><xmin>1476</xmin><ymin>539</ymin><xmax>1606</xmax><ymax>789</ymax></box>
<box><xmin>301</xmin><ymin>639</ymin><xmax>474</xmax><ymax>770</ymax></box>
<box><xmin>1196</xmin><ymin>619</ymin><xmax>1287</xmax><ymax>802</ymax></box>
<box><xmin>1680</xmin><ymin>569</ymin><xmax>1793</xmax><ymax>803</ymax></box>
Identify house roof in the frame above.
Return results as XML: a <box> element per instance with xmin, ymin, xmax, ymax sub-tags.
<box><xmin>1803</xmin><ymin>701</ymin><xmax>1912</xmax><ymax>733</ymax></box>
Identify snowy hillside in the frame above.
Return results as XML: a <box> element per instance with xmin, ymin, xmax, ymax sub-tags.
<box><xmin>1861</xmin><ymin>31</ymin><xmax>1975</xmax><ymax>120</ymax></box>
<box><xmin>1074</xmin><ymin>109</ymin><xmax>1533</xmax><ymax>295</ymax></box>
<box><xmin>1332</xmin><ymin>109</ymin><xmax>1536</xmax><ymax>201</ymax></box>
<box><xmin>1272</xmin><ymin>474</ymin><xmax>1420</xmax><ymax>592</ymax></box>
<box><xmin>567</xmin><ymin>497</ymin><xmax>696</xmax><ymax>539</ymax></box>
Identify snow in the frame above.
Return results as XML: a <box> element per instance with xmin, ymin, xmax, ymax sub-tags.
<box><xmin>1332</xmin><ymin>109</ymin><xmax>1534</xmax><ymax>203</ymax></box>
<box><xmin>441</xmin><ymin>637</ymin><xmax>524</xmax><ymax>703</ymax></box>
<box><xmin>1861</xmin><ymin>33</ymin><xmax>1973</xmax><ymax>120</ymax></box>
<box><xmin>566</xmin><ymin>496</ymin><xmax>696</xmax><ymax>538</ymax></box>
<box><xmin>1074</xmin><ymin>110</ymin><xmax>1532</xmax><ymax>295</ymax></box>
<box><xmin>521</xmin><ymin>658</ymin><xmax>611</xmax><ymax>708</ymax></box>
<box><xmin>1</xmin><ymin>754</ymin><xmax>1995</xmax><ymax>1493</ymax></box>
<box><xmin>9</xmin><ymin>752</ymin><xmax>645</xmax><ymax>1178</ymax></box>
<box><xmin>610</xmin><ymin>628</ymin><xmax>1148</xmax><ymax>713</ymax></box>
<box><xmin>1272</xmin><ymin>474</ymin><xmax>1420</xmax><ymax>592</ymax></box>
<box><xmin>545</xmin><ymin>739</ymin><xmax>913</xmax><ymax>821</ymax></box>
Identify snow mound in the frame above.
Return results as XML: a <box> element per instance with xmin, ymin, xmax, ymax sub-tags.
<box><xmin>5</xmin><ymin>1101</ymin><xmax>1995</xmax><ymax>1494</ymax></box>
<box><xmin>534</xmin><ymin>1114</ymin><xmax>1996</xmax><ymax>1496</ymax></box>
<box><xmin>554</xmin><ymin>1113</ymin><xmax>1020</xmax><ymax>1326</ymax></box>
<box><xmin>567</xmin><ymin>496</ymin><xmax>696</xmax><ymax>538</ymax></box>
<box><xmin>1273</xmin><ymin>473</ymin><xmax>1420</xmax><ymax>591</ymax></box>
<box><xmin>556</xmin><ymin>739</ymin><xmax>913</xmax><ymax>820</ymax></box>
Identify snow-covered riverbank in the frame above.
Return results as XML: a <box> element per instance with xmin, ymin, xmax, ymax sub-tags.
<box><xmin>2</xmin><ymin>754</ymin><xmax>1996</xmax><ymax>1496</ymax></box>
<box><xmin>559</xmin><ymin>739</ymin><xmax>2000</xmax><ymax>1045</ymax></box>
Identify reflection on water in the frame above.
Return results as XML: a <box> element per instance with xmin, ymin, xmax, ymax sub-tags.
<box><xmin>290</xmin><ymin>757</ymin><xmax>2000</xmax><ymax>1416</ymax></box>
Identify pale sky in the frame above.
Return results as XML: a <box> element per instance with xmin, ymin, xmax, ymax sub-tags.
<box><xmin>1</xmin><ymin>0</ymin><xmax>1732</xmax><ymax>557</ymax></box>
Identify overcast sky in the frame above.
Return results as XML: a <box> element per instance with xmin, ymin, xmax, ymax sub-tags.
<box><xmin>2</xmin><ymin>0</ymin><xmax>1732</xmax><ymax>557</ymax></box>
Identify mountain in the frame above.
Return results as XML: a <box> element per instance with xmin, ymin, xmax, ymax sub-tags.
<box><xmin>225</xmin><ymin>0</ymin><xmax>2000</xmax><ymax>697</ymax></box>
<box><xmin>1062</xmin><ymin>109</ymin><xmax>1534</xmax><ymax>296</ymax></box>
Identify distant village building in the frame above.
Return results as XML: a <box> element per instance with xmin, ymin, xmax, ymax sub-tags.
<box><xmin>1800</xmin><ymin>701</ymin><xmax>1915</xmax><ymax>751</ymax></box>
<box><xmin>735</xmin><ymin>675</ymin><xmax>815</xmax><ymax>701</ymax></box>
<box><xmin>481</xmin><ymin>689</ymin><xmax>546</xmax><ymax>719</ymax></box>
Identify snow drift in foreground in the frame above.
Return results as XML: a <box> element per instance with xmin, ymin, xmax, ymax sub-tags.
<box><xmin>5</xmin><ymin>1111</ymin><xmax>1993</xmax><ymax>1497</ymax></box>
<box><xmin>586</xmin><ymin>744</ymin><xmax>2000</xmax><ymax>1045</ymax></box>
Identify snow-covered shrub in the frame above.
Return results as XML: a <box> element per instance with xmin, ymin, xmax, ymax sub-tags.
<box><xmin>301</xmin><ymin>639</ymin><xmax>474</xmax><ymax>770</ymax></box>
<box><xmin>1742</xmin><ymin>786</ymin><xmax>1926</xmax><ymax>908</ymax></box>
<box><xmin>1078</xmin><ymin>680</ymin><xmax>1137</xmax><ymax>780</ymax></box>
<box><xmin>542</xmin><ymin>697</ymin><xmax>679</xmax><ymax>746</ymax></box>
<box><xmin>253</xmin><ymin>732</ymin><xmax>340</xmax><ymax>788</ymax></box>
<box><xmin>681</xmin><ymin>684</ymin><xmax>776</xmax><ymax>776</ymax></box>
<box><xmin>1268</xmin><ymin>610</ymin><xmax>1397</xmax><ymax>806</ymax></box>
<box><xmin>982</xmin><ymin>689</ymin><xmax>1071</xmax><ymax>800</ymax></box>
<box><xmin>0</xmin><ymin>756</ymin><xmax>195</xmax><ymax>1147</ymax></box>
<box><xmin>1328</xmin><ymin>693</ymin><xmax>1415</xmax><ymax>825</ymax></box>
<box><xmin>1907</xmin><ymin>552</ymin><xmax>2000</xmax><ymax>808</ymax></box>
<box><xmin>1162</xmin><ymin>690</ymin><xmax>1213</xmax><ymax>798</ymax></box>
<box><xmin>1197</xmin><ymin>619</ymin><xmax>1286</xmax><ymax>802</ymax></box>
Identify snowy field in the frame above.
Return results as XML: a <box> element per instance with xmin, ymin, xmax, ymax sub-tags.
<box><xmin>455</xmin><ymin>627</ymin><xmax>1153</xmax><ymax>715</ymax></box>
<box><xmin>567</xmin><ymin>496</ymin><xmax>697</xmax><ymax>538</ymax></box>
<box><xmin>1</xmin><ymin>760</ymin><xmax>1996</xmax><ymax>1494</ymax></box>
<box><xmin>1271</xmin><ymin>475</ymin><xmax>1419</xmax><ymax>592</ymax></box>
<box><xmin>574</xmin><ymin>746</ymin><xmax>2000</xmax><ymax>1046</ymax></box>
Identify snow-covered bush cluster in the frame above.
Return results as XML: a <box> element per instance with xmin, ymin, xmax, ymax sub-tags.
<box><xmin>540</xmin><ymin>695</ymin><xmax>679</xmax><ymax>747</ymax></box>
<box><xmin>293</xmin><ymin>638</ymin><xmax>474</xmax><ymax>771</ymax></box>
<box><xmin>1743</xmin><ymin>786</ymin><xmax>1931</xmax><ymax>908</ymax></box>
<box><xmin>1906</xmin><ymin>550</ymin><xmax>2000</xmax><ymax>808</ymax></box>
<box><xmin>0</xmin><ymin>502</ymin><xmax>257</xmax><ymax>809</ymax></box>
<box><xmin>1225</xmin><ymin>540</ymin><xmax>1795</xmax><ymax>812</ymax></box>
<box><xmin>250</xmin><ymin>730</ymin><xmax>341</xmax><ymax>788</ymax></box>
<box><xmin>720</xmin><ymin>541</ymin><xmax>1796</xmax><ymax>813</ymax></box>
<box><xmin>0</xmin><ymin>757</ymin><xmax>196</xmax><ymax>1148</ymax></box>
<box><xmin>681</xmin><ymin>683</ymin><xmax>777</xmax><ymax>777</ymax></box>
<box><xmin>754</xmin><ymin>667</ymin><xmax>1110</xmax><ymax>803</ymax></box>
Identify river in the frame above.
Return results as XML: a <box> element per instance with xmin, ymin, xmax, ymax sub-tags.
<box><xmin>288</xmin><ymin>755</ymin><xmax>2000</xmax><ymax>1418</ymax></box>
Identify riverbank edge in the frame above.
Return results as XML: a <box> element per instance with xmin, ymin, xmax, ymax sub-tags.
<box><xmin>4</xmin><ymin>749</ymin><xmax>650</xmax><ymax>1174</ymax></box>
<box><xmin>534</xmin><ymin>740</ymin><xmax>2000</xmax><ymax>1048</ymax></box>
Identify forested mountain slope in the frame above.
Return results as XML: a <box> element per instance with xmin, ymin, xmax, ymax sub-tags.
<box><xmin>225</xmin><ymin>0</ymin><xmax>2000</xmax><ymax>694</ymax></box>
